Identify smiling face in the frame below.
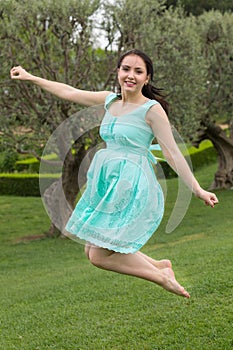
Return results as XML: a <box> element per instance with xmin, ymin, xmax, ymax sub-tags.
<box><xmin>117</xmin><ymin>54</ymin><xmax>150</xmax><ymax>96</ymax></box>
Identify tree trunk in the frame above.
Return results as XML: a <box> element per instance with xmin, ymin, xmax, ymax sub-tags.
<box><xmin>42</xmin><ymin>130</ymin><xmax>99</xmax><ymax>237</ymax></box>
<box><xmin>42</xmin><ymin>178</ymin><xmax>74</xmax><ymax>237</ymax></box>
<box><xmin>202</xmin><ymin>121</ymin><xmax>233</xmax><ymax>190</ymax></box>
<box><xmin>43</xmin><ymin>146</ymin><xmax>87</xmax><ymax>237</ymax></box>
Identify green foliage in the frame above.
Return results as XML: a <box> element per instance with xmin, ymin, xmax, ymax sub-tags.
<box><xmin>0</xmin><ymin>0</ymin><xmax>232</xmax><ymax>193</ymax></box>
<box><xmin>0</xmin><ymin>149</ymin><xmax>18</xmax><ymax>172</ymax></box>
<box><xmin>102</xmin><ymin>3</ymin><xmax>233</xmax><ymax>139</ymax></box>
<box><xmin>103</xmin><ymin>2</ymin><xmax>206</xmax><ymax>139</ymax></box>
<box><xmin>0</xmin><ymin>0</ymin><xmax>104</xmax><ymax>157</ymax></box>
<box><xmin>0</xmin><ymin>142</ymin><xmax>217</xmax><ymax>197</ymax></box>
<box><xmin>155</xmin><ymin>140</ymin><xmax>217</xmax><ymax>178</ymax></box>
<box><xmin>166</xmin><ymin>0</ymin><xmax>233</xmax><ymax>15</ymax></box>
<box><xmin>0</xmin><ymin>173</ymin><xmax>59</xmax><ymax>196</ymax></box>
<box><xmin>15</xmin><ymin>155</ymin><xmax>61</xmax><ymax>173</ymax></box>
<box><xmin>197</xmin><ymin>11</ymin><xmax>233</xmax><ymax>123</ymax></box>
<box><xmin>15</xmin><ymin>158</ymin><xmax>40</xmax><ymax>173</ymax></box>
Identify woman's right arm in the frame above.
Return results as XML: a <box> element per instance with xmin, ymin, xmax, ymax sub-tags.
<box><xmin>10</xmin><ymin>66</ymin><xmax>110</xmax><ymax>106</ymax></box>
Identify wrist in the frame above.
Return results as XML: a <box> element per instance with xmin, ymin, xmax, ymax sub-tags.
<box><xmin>27</xmin><ymin>74</ymin><xmax>38</xmax><ymax>82</ymax></box>
<box><xmin>192</xmin><ymin>184</ymin><xmax>202</xmax><ymax>197</ymax></box>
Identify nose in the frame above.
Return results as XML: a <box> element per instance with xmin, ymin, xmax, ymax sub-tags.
<box><xmin>127</xmin><ymin>71</ymin><xmax>134</xmax><ymax>80</ymax></box>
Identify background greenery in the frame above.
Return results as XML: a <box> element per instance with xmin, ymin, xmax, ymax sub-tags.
<box><xmin>0</xmin><ymin>140</ymin><xmax>217</xmax><ymax>196</ymax></box>
<box><xmin>1</xmin><ymin>0</ymin><xmax>232</xmax><ymax>192</ymax></box>
<box><xmin>165</xmin><ymin>0</ymin><xmax>233</xmax><ymax>15</ymax></box>
<box><xmin>0</xmin><ymin>163</ymin><xmax>232</xmax><ymax>350</ymax></box>
<box><xmin>0</xmin><ymin>2</ymin><xmax>232</xmax><ymax>347</ymax></box>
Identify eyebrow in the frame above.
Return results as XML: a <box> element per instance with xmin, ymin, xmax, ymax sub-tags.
<box><xmin>121</xmin><ymin>64</ymin><xmax>144</xmax><ymax>70</ymax></box>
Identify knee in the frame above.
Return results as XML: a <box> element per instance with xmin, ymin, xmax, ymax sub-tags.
<box><xmin>84</xmin><ymin>244</ymin><xmax>91</xmax><ymax>260</ymax></box>
<box><xmin>88</xmin><ymin>249</ymin><xmax>104</xmax><ymax>268</ymax></box>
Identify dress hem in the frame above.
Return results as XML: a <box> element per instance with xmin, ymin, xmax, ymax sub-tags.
<box><xmin>65</xmin><ymin>230</ymin><xmax>143</xmax><ymax>254</ymax></box>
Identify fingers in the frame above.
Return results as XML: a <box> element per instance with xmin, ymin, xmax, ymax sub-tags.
<box><xmin>10</xmin><ymin>66</ymin><xmax>21</xmax><ymax>79</ymax></box>
<box><xmin>205</xmin><ymin>193</ymin><xmax>219</xmax><ymax>208</ymax></box>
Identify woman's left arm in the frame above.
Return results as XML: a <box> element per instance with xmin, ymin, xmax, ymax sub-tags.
<box><xmin>146</xmin><ymin>104</ymin><xmax>218</xmax><ymax>208</ymax></box>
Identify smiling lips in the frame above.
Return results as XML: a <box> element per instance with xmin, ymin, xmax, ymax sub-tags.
<box><xmin>125</xmin><ymin>80</ymin><xmax>136</xmax><ymax>86</ymax></box>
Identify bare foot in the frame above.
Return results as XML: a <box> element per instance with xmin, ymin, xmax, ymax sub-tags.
<box><xmin>155</xmin><ymin>259</ymin><xmax>172</xmax><ymax>270</ymax></box>
<box><xmin>136</xmin><ymin>252</ymin><xmax>172</xmax><ymax>270</ymax></box>
<box><xmin>161</xmin><ymin>268</ymin><xmax>190</xmax><ymax>298</ymax></box>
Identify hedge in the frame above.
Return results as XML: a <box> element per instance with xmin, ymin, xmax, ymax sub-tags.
<box><xmin>0</xmin><ymin>174</ymin><xmax>59</xmax><ymax>197</ymax></box>
<box><xmin>153</xmin><ymin>143</ymin><xmax>217</xmax><ymax>178</ymax></box>
<box><xmin>15</xmin><ymin>154</ymin><xmax>61</xmax><ymax>174</ymax></box>
<box><xmin>0</xmin><ymin>143</ymin><xmax>217</xmax><ymax>196</ymax></box>
<box><xmin>15</xmin><ymin>159</ymin><xmax>40</xmax><ymax>173</ymax></box>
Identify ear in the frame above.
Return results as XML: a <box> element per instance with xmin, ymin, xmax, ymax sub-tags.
<box><xmin>146</xmin><ymin>74</ymin><xmax>151</xmax><ymax>84</ymax></box>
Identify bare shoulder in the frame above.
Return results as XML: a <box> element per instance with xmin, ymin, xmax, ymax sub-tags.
<box><xmin>146</xmin><ymin>102</ymin><xmax>168</xmax><ymax>126</ymax></box>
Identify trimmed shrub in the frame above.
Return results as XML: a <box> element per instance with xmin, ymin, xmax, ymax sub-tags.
<box><xmin>0</xmin><ymin>142</ymin><xmax>217</xmax><ymax>196</ymax></box>
<box><xmin>0</xmin><ymin>174</ymin><xmax>59</xmax><ymax>197</ymax></box>
<box><xmin>0</xmin><ymin>150</ymin><xmax>18</xmax><ymax>173</ymax></box>
<box><xmin>154</xmin><ymin>143</ymin><xmax>217</xmax><ymax>178</ymax></box>
<box><xmin>15</xmin><ymin>159</ymin><xmax>40</xmax><ymax>173</ymax></box>
<box><xmin>15</xmin><ymin>154</ymin><xmax>61</xmax><ymax>174</ymax></box>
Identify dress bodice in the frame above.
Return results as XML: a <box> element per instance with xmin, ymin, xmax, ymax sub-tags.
<box><xmin>100</xmin><ymin>93</ymin><xmax>158</xmax><ymax>152</ymax></box>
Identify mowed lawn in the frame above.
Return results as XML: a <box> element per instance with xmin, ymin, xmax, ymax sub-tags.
<box><xmin>0</xmin><ymin>163</ymin><xmax>232</xmax><ymax>350</ymax></box>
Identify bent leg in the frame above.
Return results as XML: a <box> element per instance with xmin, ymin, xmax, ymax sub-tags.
<box><xmin>84</xmin><ymin>243</ymin><xmax>92</xmax><ymax>259</ymax></box>
<box><xmin>88</xmin><ymin>246</ymin><xmax>190</xmax><ymax>298</ymax></box>
<box><xmin>136</xmin><ymin>251</ymin><xmax>172</xmax><ymax>269</ymax></box>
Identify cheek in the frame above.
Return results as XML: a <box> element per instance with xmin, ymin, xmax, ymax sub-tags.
<box><xmin>118</xmin><ymin>72</ymin><xmax>125</xmax><ymax>84</ymax></box>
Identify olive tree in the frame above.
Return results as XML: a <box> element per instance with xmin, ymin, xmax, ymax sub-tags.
<box><xmin>195</xmin><ymin>11</ymin><xmax>233</xmax><ymax>189</ymax></box>
<box><xmin>102</xmin><ymin>2</ymin><xmax>206</xmax><ymax>136</ymax></box>
<box><xmin>0</xmin><ymin>0</ymin><xmax>106</xmax><ymax>235</ymax></box>
<box><xmin>101</xmin><ymin>1</ymin><xmax>233</xmax><ymax>189</ymax></box>
<box><xmin>165</xmin><ymin>0</ymin><xmax>233</xmax><ymax>15</ymax></box>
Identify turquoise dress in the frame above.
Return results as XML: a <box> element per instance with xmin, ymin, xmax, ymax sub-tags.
<box><xmin>65</xmin><ymin>93</ymin><xmax>164</xmax><ymax>253</ymax></box>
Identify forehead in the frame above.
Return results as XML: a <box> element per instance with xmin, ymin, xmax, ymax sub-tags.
<box><xmin>120</xmin><ymin>54</ymin><xmax>146</xmax><ymax>69</ymax></box>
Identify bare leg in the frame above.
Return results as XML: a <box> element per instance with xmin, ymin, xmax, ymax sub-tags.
<box><xmin>86</xmin><ymin>244</ymin><xmax>171</xmax><ymax>269</ymax></box>
<box><xmin>85</xmin><ymin>243</ymin><xmax>91</xmax><ymax>258</ymax></box>
<box><xmin>136</xmin><ymin>251</ymin><xmax>172</xmax><ymax>270</ymax></box>
<box><xmin>88</xmin><ymin>246</ymin><xmax>190</xmax><ymax>298</ymax></box>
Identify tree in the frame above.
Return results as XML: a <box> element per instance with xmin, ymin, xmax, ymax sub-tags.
<box><xmin>1</xmin><ymin>0</ymin><xmax>232</xmax><ymax>239</ymax></box>
<box><xmin>101</xmin><ymin>1</ymin><xmax>233</xmax><ymax>189</ymax></box>
<box><xmin>194</xmin><ymin>11</ymin><xmax>233</xmax><ymax>189</ymax></box>
<box><xmin>0</xmin><ymin>0</ymin><xmax>107</xmax><ymax>235</ymax></box>
<box><xmin>165</xmin><ymin>0</ymin><xmax>233</xmax><ymax>16</ymax></box>
<box><xmin>101</xmin><ymin>2</ymin><xmax>207</xmax><ymax>136</ymax></box>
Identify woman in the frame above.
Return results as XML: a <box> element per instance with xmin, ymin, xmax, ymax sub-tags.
<box><xmin>11</xmin><ymin>49</ymin><xmax>218</xmax><ymax>298</ymax></box>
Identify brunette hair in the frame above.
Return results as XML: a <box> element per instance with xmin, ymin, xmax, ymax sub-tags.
<box><xmin>117</xmin><ymin>49</ymin><xmax>169</xmax><ymax>114</ymax></box>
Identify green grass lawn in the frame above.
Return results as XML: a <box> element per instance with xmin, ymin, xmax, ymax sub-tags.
<box><xmin>0</xmin><ymin>163</ymin><xmax>232</xmax><ymax>350</ymax></box>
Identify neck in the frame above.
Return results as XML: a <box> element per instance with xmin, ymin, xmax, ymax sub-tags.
<box><xmin>120</xmin><ymin>91</ymin><xmax>147</xmax><ymax>104</ymax></box>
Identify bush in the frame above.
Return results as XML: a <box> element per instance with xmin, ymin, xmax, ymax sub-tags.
<box><xmin>0</xmin><ymin>142</ymin><xmax>217</xmax><ymax>196</ymax></box>
<box><xmin>154</xmin><ymin>142</ymin><xmax>217</xmax><ymax>179</ymax></box>
<box><xmin>0</xmin><ymin>174</ymin><xmax>59</xmax><ymax>197</ymax></box>
<box><xmin>15</xmin><ymin>158</ymin><xmax>40</xmax><ymax>173</ymax></box>
<box><xmin>15</xmin><ymin>154</ymin><xmax>61</xmax><ymax>173</ymax></box>
<box><xmin>0</xmin><ymin>149</ymin><xmax>18</xmax><ymax>172</ymax></box>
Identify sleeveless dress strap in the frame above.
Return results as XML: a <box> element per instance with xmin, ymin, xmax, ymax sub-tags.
<box><xmin>103</xmin><ymin>94</ymin><xmax>164</xmax><ymax>165</ymax></box>
<box><xmin>104</xmin><ymin>93</ymin><xmax>118</xmax><ymax>109</ymax></box>
<box><xmin>142</xmin><ymin>100</ymin><xmax>165</xmax><ymax>164</ymax></box>
<box><xmin>142</xmin><ymin>99</ymin><xmax>159</xmax><ymax>111</ymax></box>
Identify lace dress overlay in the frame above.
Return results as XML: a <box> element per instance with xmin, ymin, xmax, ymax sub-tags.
<box><xmin>65</xmin><ymin>93</ymin><xmax>164</xmax><ymax>253</ymax></box>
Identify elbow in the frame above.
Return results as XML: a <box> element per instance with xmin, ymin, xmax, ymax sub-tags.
<box><xmin>162</xmin><ymin>147</ymin><xmax>181</xmax><ymax>168</ymax></box>
<box><xmin>162</xmin><ymin>149</ymin><xmax>175</xmax><ymax>164</ymax></box>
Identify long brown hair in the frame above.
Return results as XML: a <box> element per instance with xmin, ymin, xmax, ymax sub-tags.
<box><xmin>117</xmin><ymin>49</ymin><xmax>169</xmax><ymax>114</ymax></box>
